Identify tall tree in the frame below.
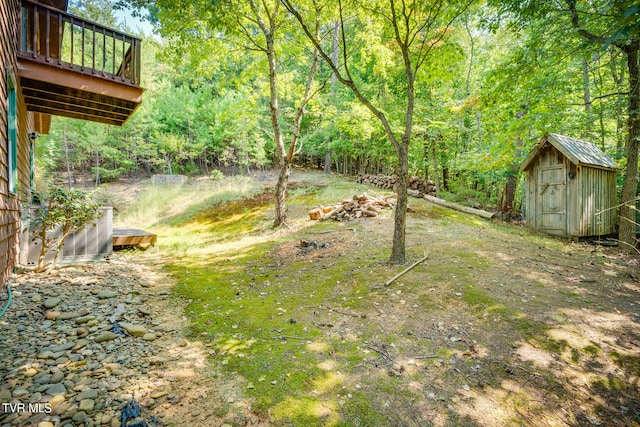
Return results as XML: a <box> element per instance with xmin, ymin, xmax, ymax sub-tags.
<box><xmin>564</xmin><ymin>0</ymin><xmax>640</xmax><ymax>250</ymax></box>
<box><xmin>284</xmin><ymin>0</ymin><xmax>472</xmax><ymax>263</ymax></box>
<box><xmin>124</xmin><ymin>0</ymin><xmax>322</xmax><ymax>227</ymax></box>
<box><xmin>238</xmin><ymin>0</ymin><xmax>321</xmax><ymax>227</ymax></box>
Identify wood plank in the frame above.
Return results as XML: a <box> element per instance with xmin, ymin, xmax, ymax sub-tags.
<box><xmin>20</xmin><ymin>78</ymin><xmax>138</xmax><ymax>110</ymax></box>
<box><xmin>112</xmin><ymin>228</ymin><xmax>157</xmax><ymax>247</ymax></box>
<box><xmin>17</xmin><ymin>59</ymin><xmax>144</xmax><ymax>102</ymax></box>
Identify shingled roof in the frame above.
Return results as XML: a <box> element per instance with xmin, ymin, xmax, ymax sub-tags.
<box><xmin>520</xmin><ymin>133</ymin><xmax>616</xmax><ymax>171</ymax></box>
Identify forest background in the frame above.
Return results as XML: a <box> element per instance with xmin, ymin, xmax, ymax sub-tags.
<box><xmin>38</xmin><ymin>0</ymin><xmax>639</xmax><ymax>242</ymax></box>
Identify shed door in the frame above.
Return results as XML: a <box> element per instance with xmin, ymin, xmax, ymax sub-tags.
<box><xmin>537</xmin><ymin>165</ymin><xmax>566</xmax><ymax>234</ymax></box>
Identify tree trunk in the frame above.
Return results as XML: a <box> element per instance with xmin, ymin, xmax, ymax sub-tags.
<box><xmin>464</xmin><ymin>17</ymin><xmax>474</xmax><ymax>95</ymax></box>
<box><xmin>63</xmin><ymin>125</ymin><xmax>72</xmax><ymax>189</ymax></box>
<box><xmin>582</xmin><ymin>58</ymin><xmax>591</xmax><ymax>112</ymax></box>
<box><xmin>95</xmin><ymin>149</ymin><xmax>100</xmax><ymax>188</ymax></box>
<box><xmin>500</xmin><ymin>111</ymin><xmax>526</xmax><ymax>220</ymax></box>
<box><xmin>501</xmin><ymin>176</ymin><xmax>516</xmax><ymax>214</ymax></box>
<box><xmin>431</xmin><ymin>137</ymin><xmax>440</xmax><ymax>197</ymax></box>
<box><xmin>610</xmin><ymin>48</ymin><xmax>626</xmax><ymax>155</ymax></box>
<box><xmin>619</xmin><ymin>43</ymin><xmax>640</xmax><ymax>251</ymax></box>
<box><xmin>582</xmin><ymin>58</ymin><xmax>593</xmax><ymax>141</ymax></box>
<box><xmin>423</xmin><ymin>138</ymin><xmax>429</xmax><ymax>179</ymax></box>
<box><xmin>391</xmin><ymin>144</ymin><xmax>408</xmax><ymax>264</ymax></box>
<box><xmin>324</xmin><ymin>21</ymin><xmax>339</xmax><ymax>175</ymax></box>
<box><xmin>35</xmin><ymin>228</ymin><xmax>48</xmax><ymax>273</ymax></box>
<box><xmin>324</xmin><ymin>148</ymin><xmax>332</xmax><ymax>174</ymax></box>
<box><xmin>165</xmin><ymin>154</ymin><xmax>172</xmax><ymax>175</ymax></box>
<box><xmin>476</xmin><ymin>112</ymin><xmax>483</xmax><ymax>150</ymax></box>
<box><xmin>274</xmin><ymin>160</ymin><xmax>290</xmax><ymax>228</ymax></box>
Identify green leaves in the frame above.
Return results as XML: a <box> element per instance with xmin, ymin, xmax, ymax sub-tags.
<box><xmin>30</xmin><ymin>185</ymin><xmax>100</xmax><ymax>271</ymax></box>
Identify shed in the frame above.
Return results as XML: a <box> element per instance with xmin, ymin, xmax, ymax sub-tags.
<box><xmin>520</xmin><ymin>133</ymin><xmax>617</xmax><ymax>238</ymax></box>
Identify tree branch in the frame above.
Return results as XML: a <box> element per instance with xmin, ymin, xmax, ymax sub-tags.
<box><xmin>565</xmin><ymin>0</ymin><xmax>607</xmax><ymax>45</ymax></box>
<box><xmin>282</xmin><ymin>0</ymin><xmax>401</xmax><ymax>152</ymax></box>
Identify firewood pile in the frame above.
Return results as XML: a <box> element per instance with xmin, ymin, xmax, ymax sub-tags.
<box><xmin>308</xmin><ymin>192</ymin><xmax>397</xmax><ymax>222</ymax></box>
<box><xmin>356</xmin><ymin>174</ymin><xmax>437</xmax><ymax>197</ymax></box>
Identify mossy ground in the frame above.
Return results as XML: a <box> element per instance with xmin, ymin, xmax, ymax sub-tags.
<box><xmin>111</xmin><ymin>171</ymin><xmax>640</xmax><ymax>426</ymax></box>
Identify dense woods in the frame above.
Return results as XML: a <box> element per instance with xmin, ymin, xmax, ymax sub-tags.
<box><xmin>39</xmin><ymin>0</ymin><xmax>639</xmax><ymax>253</ymax></box>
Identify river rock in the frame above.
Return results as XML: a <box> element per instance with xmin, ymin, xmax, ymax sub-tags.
<box><xmin>76</xmin><ymin>389</ymin><xmax>99</xmax><ymax>401</ymax></box>
<box><xmin>120</xmin><ymin>323</ymin><xmax>147</xmax><ymax>337</ymax></box>
<box><xmin>49</xmin><ymin>394</ymin><xmax>66</xmax><ymax>408</ymax></box>
<box><xmin>72</xmin><ymin>410</ymin><xmax>87</xmax><ymax>423</ymax></box>
<box><xmin>44</xmin><ymin>297</ymin><xmax>62</xmax><ymax>309</ymax></box>
<box><xmin>50</xmin><ymin>370</ymin><xmax>65</xmax><ymax>383</ymax></box>
<box><xmin>12</xmin><ymin>389</ymin><xmax>29</xmax><ymax>398</ymax></box>
<box><xmin>0</xmin><ymin>389</ymin><xmax>12</xmax><ymax>401</ymax></box>
<box><xmin>45</xmin><ymin>311</ymin><xmax>61</xmax><ymax>320</ymax></box>
<box><xmin>46</xmin><ymin>383</ymin><xmax>67</xmax><ymax>396</ymax></box>
<box><xmin>79</xmin><ymin>398</ymin><xmax>95</xmax><ymax>411</ymax></box>
<box><xmin>97</xmin><ymin>290</ymin><xmax>118</xmax><ymax>299</ymax></box>
<box><xmin>24</xmin><ymin>367</ymin><xmax>38</xmax><ymax>377</ymax></box>
<box><xmin>0</xmin><ymin>258</ymin><xmax>203</xmax><ymax>427</ymax></box>
<box><xmin>58</xmin><ymin>312</ymin><xmax>80</xmax><ymax>320</ymax></box>
<box><xmin>75</xmin><ymin>315</ymin><xmax>96</xmax><ymax>324</ymax></box>
<box><xmin>95</xmin><ymin>332</ymin><xmax>118</xmax><ymax>343</ymax></box>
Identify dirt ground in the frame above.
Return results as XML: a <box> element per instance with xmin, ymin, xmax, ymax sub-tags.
<box><xmin>107</xmin><ymin>173</ymin><xmax>639</xmax><ymax>426</ymax></box>
<box><xmin>262</xmin><ymin>198</ymin><xmax>640</xmax><ymax>426</ymax></box>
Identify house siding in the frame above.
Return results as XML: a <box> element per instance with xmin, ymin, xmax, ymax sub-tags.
<box><xmin>1</xmin><ymin>0</ymin><xmax>34</xmax><ymax>292</ymax></box>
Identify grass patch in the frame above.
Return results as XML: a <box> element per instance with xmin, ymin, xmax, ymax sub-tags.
<box><xmin>583</xmin><ymin>344</ymin><xmax>600</xmax><ymax>357</ymax></box>
<box><xmin>116</xmin><ymin>176</ymin><xmax>262</xmax><ymax>228</ymax></box>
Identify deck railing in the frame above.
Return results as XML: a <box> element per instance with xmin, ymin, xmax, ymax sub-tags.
<box><xmin>19</xmin><ymin>0</ymin><xmax>141</xmax><ymax>87</ymax></box>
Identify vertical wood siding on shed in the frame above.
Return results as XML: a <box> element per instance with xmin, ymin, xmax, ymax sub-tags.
<box><xmin>1</xmin><ymin>0</ymin><xmax>35</xmax><ymax>292</ymax></box>
<box><xmin>573</xmin><ymin>165</ymin><xmax>616</xmax><ymax>236</ymax></box>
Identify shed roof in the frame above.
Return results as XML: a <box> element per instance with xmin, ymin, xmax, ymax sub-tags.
<box><xmin>520</xmin><ymin>133</ymin><xmax>616</xmax><ymax>171</ymax></box>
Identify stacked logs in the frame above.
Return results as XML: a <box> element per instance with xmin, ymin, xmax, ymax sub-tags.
<box><xmin>309</xmin><ymin>192</ymin><xmax>397</xmax><ymax>222</ymax></box>
<box><xmin>356</xmin><ymin>174</ymin><xmax>437</xmax><ymax>197</ymax></box>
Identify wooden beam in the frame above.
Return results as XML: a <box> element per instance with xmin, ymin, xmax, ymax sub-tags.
<box><xmin>112</xmin><ymin>229</ymin><xmax>157</xmax><ymax>247</ymax></box>
<box><xmin>26</xmin><ymin>104</ymin><xmax>126</xmax><ymax>126</ymax></box>
<box><xmin>23</xmin><ymin>92</ymin><xmax>133</xmax><ymax>119</ymax></box>
<box><xmin>21</xmin><ymin>83</ymin><xmax>137</xmax><ymax>112</ymax></box>
<box><xmin>17</xmin><ymin>58</ymin><xmax>144</xmax><ymax>102</ymax></box>
<box><xmin>32</xmin><ymin>113</ymin><xmax>51</xmax><ymax>135</ymax></box>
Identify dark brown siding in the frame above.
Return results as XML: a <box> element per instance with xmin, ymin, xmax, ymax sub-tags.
<box><xmin>1</xmin><ymin>0</ymin><xmax>35</xmax><ymax>292</ymax></box>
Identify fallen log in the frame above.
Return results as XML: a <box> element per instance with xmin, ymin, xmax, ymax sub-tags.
<box><xmin>423</xmin><ymin>195</ymin><xmax>495</xmax><ymax>220</ymax></box>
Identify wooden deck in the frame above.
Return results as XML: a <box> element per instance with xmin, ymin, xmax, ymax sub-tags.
<box><xmin>112</xmin><ymin>228</ymin><xmax>157</xmax><ymax>247</ymax></box>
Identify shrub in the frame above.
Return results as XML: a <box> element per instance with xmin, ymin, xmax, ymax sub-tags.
<box><xmin>210</xmin><ymin>169</ymin><xmax>224</xmax><ymax>181</ymax></box>
<box><xmin>29</xmin><ymin>186</ymin><xmax>99</xmax><ymax>271</ymax></box>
